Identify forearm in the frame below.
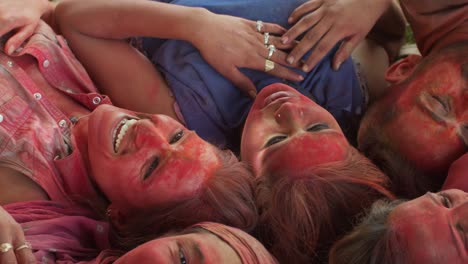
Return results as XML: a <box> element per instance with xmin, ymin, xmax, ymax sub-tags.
<box><xmin>367</xmin><ymin>0</ymin><xmax>406</xmax><ymax>60</ymax></box>
<box><xmin>55</xmin><ymin>0</ymin><xmax>208</xmax><ymax>43</ymax></box>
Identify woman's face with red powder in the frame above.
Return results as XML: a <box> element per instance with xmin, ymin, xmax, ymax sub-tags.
<box><xmin>73</xmin><ymin>105</ymin><xmax>221</xmax><ymax>211</ymax></box>
<box><xmin>389</xmin><ymin>189</ymin><xmax>468</xmax><ymax>263</ymax></box>
<box><xmin>360</xmin><ymin>51</ymin><xmax>467</xmax><ymax>174</ymax></box>
<box><xmin>240</xmin><ymin>83</ymin><xmax>348</xmax><ymax>177</ymax></box>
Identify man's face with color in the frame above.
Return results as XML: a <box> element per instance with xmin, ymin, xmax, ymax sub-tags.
<box><xmin>359</xmin><ymin>47</ymin><xmax>468</xmax><ymax>175</ymax></box>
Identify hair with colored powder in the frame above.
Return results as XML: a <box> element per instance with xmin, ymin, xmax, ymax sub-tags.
<box><xmin>358</xmin><ymin>115</ymin><xmax>443</xmax><ymax>198</ymax></box>
<box><xmin>108</xmin><ymin>149</ymin><xmax>258</xmax><ymax>250</ymax></box>
<box><xmin>329</xmin><ymin>199</ymin><xmax>409</xmax><ymax>264</ymax></box>
<box><xmin>254</xmin><ymin>147</ymin><xmax>394</xmax><ymax>263</ymax></box>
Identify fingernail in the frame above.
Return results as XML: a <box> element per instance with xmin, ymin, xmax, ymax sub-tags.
<box><xmin>7</xmin><ymin>46</ymin><xmax>15</xmax><ymax>55</ymax></box>
<box><xmin>248</xmin><ymin>90</ymin><xmax>257</xmax><ymax>98</ymax></box>
<box><xmin>302</xmin><ymin>65</ymin><xmax>309</xmax><ymax>72</ymax></box>
<box><xmin>298</xmin><ymin>75</ymin><xmax>304</xmax><ymax>81</ymax></box>
<box><xmin>281</xmin><ymin>37</ymin><xmax>289</xmax><ymax>44</ymax></box>
<box><xmin>287</xmin><ymin>56</ymin><xmax>294</xmax><ymax>65</ymax></box>
<box><xmin>288</xmin><ymin>17</ymin><xmax>293</xmax><ymax>24</ymax></box>
<box><xmin>333</xmin><ymin>61</ymin><xmax>342</xmax><ymax>71</ymax></box>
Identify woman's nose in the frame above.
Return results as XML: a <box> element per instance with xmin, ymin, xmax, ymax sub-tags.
<box><xmin>274</xmin><ymin>102</ymin><xmax>304</xmax><ymax>128</ymax></box>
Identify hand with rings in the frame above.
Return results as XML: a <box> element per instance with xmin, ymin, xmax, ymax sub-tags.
<box><xmin>191</xmin><ymin>13</ymin><xmax>303</xmax><ymax>98</ymax></box>
<box><xmin>0</xmin><ymin>206</ymin><xmax>35</xmax><ymax>264</ymax></box>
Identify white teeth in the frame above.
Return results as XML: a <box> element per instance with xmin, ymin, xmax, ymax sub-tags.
<box><xmin>114</xmin><ymin>119</ymin><xmax>137</xmax><ymax>152</ymax></box>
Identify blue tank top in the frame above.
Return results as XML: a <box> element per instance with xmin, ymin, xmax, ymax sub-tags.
<box><xmin>141</xmin><ymin>0</ymin><xmax>364</xmax><ymax>150</ymax></box>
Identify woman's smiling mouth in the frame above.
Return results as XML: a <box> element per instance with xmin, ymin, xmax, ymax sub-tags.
<box><xmin>113</xmin><ymin>119</ymin><xmax>138</xmax><ymax>153</ymax></box>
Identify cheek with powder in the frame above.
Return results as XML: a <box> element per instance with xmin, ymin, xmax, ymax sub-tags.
<box><xmin>266</xmin><ymin>134</ymin><xmax>348</xmax><ymax>174</ymax></box>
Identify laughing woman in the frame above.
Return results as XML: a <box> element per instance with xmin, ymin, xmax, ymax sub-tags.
<box><xmin>0</xmin><ymin>20</ymin><xmax>257</xmax><ymax>255</ymax></box>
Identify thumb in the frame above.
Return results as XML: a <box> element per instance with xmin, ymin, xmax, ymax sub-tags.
<box><xmin>333</xmin><ymin>36</ymin><xmax>360</xmax><ymax>71</ymax></box>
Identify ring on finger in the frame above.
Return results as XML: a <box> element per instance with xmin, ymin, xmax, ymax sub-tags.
<box><xmin>264</xmin><ymin>59</ymin><xmax>275</xmax><ymax>72</ymax></box>
<box><xmin>256</xmin><ymin>20</ymin><xmax>264</xmax><ymax>32</ymax></box>
<box><xmin>267</xmin><ymin>44</ymin><xmax>276</xmax><ymax>60</ymax></box>
<box><xmin>15</xmin><ymin>242</ymin><xmax>31</xmax><ymax>252</ymax></box>
<box><xmin>263</xmin><ymin>32</ymin><xmax>270</xmax><ymax>46</ymax></box>
<box><xmin>0</xmin><ymin>243</ymin><xmax>12</xmax><ymax>253</ymax></box>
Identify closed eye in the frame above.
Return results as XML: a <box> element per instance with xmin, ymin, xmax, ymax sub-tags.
<box><xmin>170</xmin><ymin>130</ymin><xmax>184</xmax><ymax>144</ymax></box>
<box><xmin>307</xmin><ymin>123</ymin><xmax>329</xmax><ymax>132</ymax></box>
<box><xmin>143</xmin><ymin>157</ymin><xmax>159</xmax><ymax>180</ymax></box>
<box><xmin>439</xmin><ymin>193</ymin><xmax>452</xmax><ymax>208</ymax></box>
<box><xmin>430</xmin><ymin>95</ymin><xmax>450</xmax><ymax>117</ymax></box>
<box><xmin>265</xmin><ymin>135</ymin><xmax>287</xmax><ymax>147</ymax></box>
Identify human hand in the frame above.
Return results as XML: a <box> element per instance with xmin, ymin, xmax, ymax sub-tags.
<box><xmin>282</xmin><ymin>0</ymin><xmax>391</xmax><ymax>71</ymax></box>
<box><xmin>0</xmin><ymin>206</ymin><xmax>35</xmax><ymax>264</ymax></box>
<box><xmin>0</xmin><ymin>0</ymin><xmax>50</xmax><ymax>55</ymax></box>
<box><xmin>191</xmin><ymin>12</ymin><xmax>304</xmax><ymax>98</ymax></box>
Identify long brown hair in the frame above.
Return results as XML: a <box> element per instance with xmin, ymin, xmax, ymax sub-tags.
<box><xmin>255</xmin><ymin>147</ymin><xmax>393</xmax><ymax>263</ymax></box>
<box><xmin>109</xmin><ymin>150</ymin><xmax>258</xmax><ymax>250</ymax></box>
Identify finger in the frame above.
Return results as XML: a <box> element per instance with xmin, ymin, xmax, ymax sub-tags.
<box><xmin>264</xmin><ymin>47</ymin><xmax>301</xmax><ymax>68</ymax></box>
<box><xmin>286</xmin><ymin>17</ymin><xmax>331</xmax><ymax>66</ymax></box>
<box><xmin>303</xmin><ymin>30</ymin><xmax>342</xmax><ymax>72</ymax></box>
<box><xmin>0</xmin><ymin>244</ymin><xmax>17</xmax><ymax>264</ymax></box>
<box><xmin>288</xmin><ymin>0</ymin><xmax>324</xmax><ymax>24</ymax></box>
<box><xmin>14</xmin><ymin>242</ymin><xmax>35</xmax><ymax>264</ymax></box>
<box><xmin>260</xmin><ymin>33</ymin><xmax>298</xmax><ymax>49</ymax></box>
<box><xmin>254</xmin><ymin>52</ymin><xmax>303</xmax><ymax>82</ymax></box>
<box><xmin>260</xmin><ymin>22</ymin><xmax>287</xmax><ymax>35</ymax></box>
<box><xmin>262</xmin><ymin>57</ymin><xmax>304</xmax><ymax>82</ymax></box>
<box><xmin>332</xmin><ymin>36</ymin><xmax>361</xmax><ymax>71</ymax></box>
<box><xmin>225</xmin><ymin>67</ymin><xmax>258</xmax><ymax>98</ymax></box>
<box><xmin>282</xmin><ymin>7</ymin><xmax>325</xmax><ymax>45</ymax></box>
<box><xmin>4</xmin><ymin>24</ymin><xmax>36</xmax><ymax>55</ymax></box>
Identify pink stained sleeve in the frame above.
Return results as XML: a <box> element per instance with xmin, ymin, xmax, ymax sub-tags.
<box><xmin>401</xmin><ymin>0</ymin><xmax>468</xmax><ymax>55</ymax></box>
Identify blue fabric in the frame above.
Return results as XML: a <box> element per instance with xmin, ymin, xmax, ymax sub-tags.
<box><xmin>142</xmin><ymin>0</ymin><xmax>364</xmax><ymax>149</ymax></box>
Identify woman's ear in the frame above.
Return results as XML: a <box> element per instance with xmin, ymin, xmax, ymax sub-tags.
<box><xmin>385</xmin><ymin>54</ymin><xmax>422</xmax><ymax>83</ymax></box>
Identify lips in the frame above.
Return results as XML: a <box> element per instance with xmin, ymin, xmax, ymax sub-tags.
<box><xmin>113</xmin><ymin>119</ymin><xmax>138</xmax><ymax>153</ymax></box>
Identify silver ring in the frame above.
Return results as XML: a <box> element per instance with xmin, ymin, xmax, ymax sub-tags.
<box><xmin>256</xmin><ymin>20</ymin><xmax>264</xmax><ymax>32</ymax></box>
<box><xmin>267</xmin><ymin>44</ymin><xmax>276</xmax><ymax>59</ymax></box>
<box><xmin>15</xmin><ymin>242</ymin><xmax>31</xmax><ymax>252</ymax></box>
<box><xmin>263</xmin><ymin>32</ymin><xmax>270</xmax><ymax>46</ymax></box>
<box><xmin>0</xmin><ymin>243</ymin><xmax>12</xmax><ymax>253</ymax></box>
<box><xmin>264</xmin><ymin>59</ymin><xmax>275</xmax><ymax>72</ymax></box>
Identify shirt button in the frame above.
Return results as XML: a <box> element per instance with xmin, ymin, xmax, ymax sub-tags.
<box><xmin>6</xmin><ymin>61</ymin><xmax>13</xmax><ymax>68</ymax></box>
<box><xmin>0</xmin><ymin>114</ymin><xmax>3</xmax><ymax>123</ymax></box>
<box><xmin>43</xmin><ymin>60</ymin><xmax>50</xmax><ymax>68</ymax></box>
<box><xmin>92</xmin><ymin>96</ymin><xmax>102</xmax><ymax>105</ymax></box>
<box><xmin>34</xmin><ymin>93</ymin><xmax>42</xmax><ymax>100</ymax></box>
<box><xmin>58</xmin><ymin>119</ymin><xmax>67</xmax><ymax>128</ymax></box>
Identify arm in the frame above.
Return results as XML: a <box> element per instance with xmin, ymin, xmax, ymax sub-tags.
<box><xmin>400</xmin><ymin>0</ymin><xmax>468</xmax><ymax>55</ymax></box>
<box><xmin>55</xmin><ymin>0</ymin><xmax>303</xmax><ymax>100</ymax></box>
<box><xmin>0</xmin><ymin>0</ymin><xmax>57</xmax><ymax>55</ymax></box>
<box><xmin>367</xmin><ymin>0</ymin><xmax>406</xmax><ymax>62</ymax></box>
<box><xmin>282</xmin><ymin>0</ymin><xmax>400</xmax><ymax>71</ymax></box>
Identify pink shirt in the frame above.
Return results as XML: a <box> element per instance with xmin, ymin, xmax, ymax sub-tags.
<box><xmin>402</xmin><ymin>0</ymin><xmax>468</xmax><ymax>56</ymax></box>
<box><xmin>0</xmin><ymin>22</ymin><xmax>112</xmax><ymax>204</ymax></box>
